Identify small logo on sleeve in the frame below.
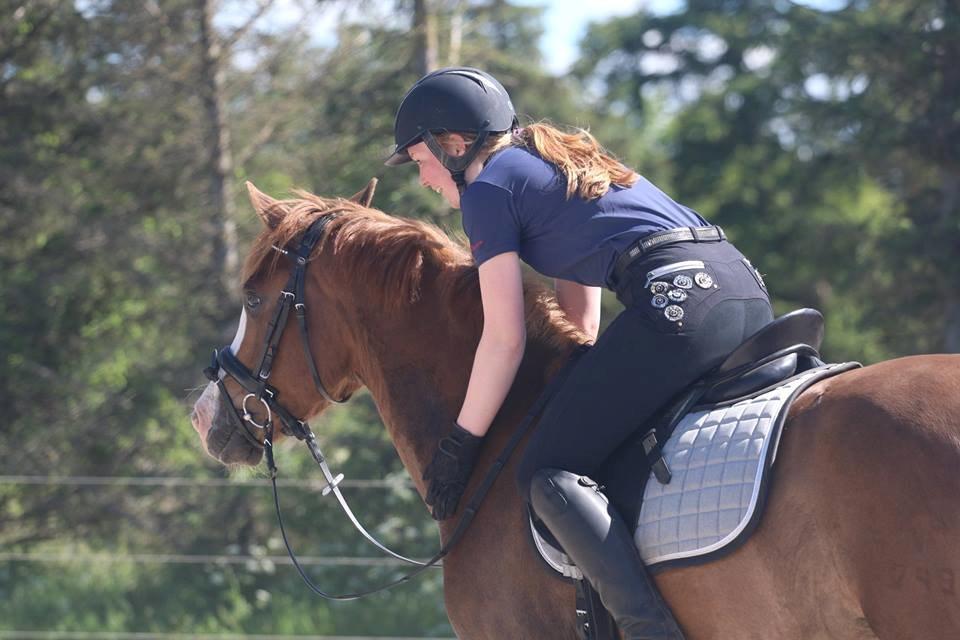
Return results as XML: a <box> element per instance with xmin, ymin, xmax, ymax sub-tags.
<box><xmin>470</xmin><ymin>240</ymin><xmax>485</xmax><ymax>253</ymax></box>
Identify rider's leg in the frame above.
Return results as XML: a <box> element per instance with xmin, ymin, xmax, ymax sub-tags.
<box><xmin>530</xmin><ymin>468</ymin><xmax>685</xmax><ymax>639</ymax></box>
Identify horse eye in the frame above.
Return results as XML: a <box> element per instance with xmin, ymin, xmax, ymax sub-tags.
<box><xmin>244</xmin><ymin>291</ymin><xmax>262</xmax><ymax>309</ymax></box>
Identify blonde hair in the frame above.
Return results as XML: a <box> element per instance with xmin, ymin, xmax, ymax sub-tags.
<box><xmin>438</xmin><ymin>122</ymin><xmax>639</xmax><ymax>200</ymax></box>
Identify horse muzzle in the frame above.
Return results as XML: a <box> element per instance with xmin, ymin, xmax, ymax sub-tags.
<box><xmin>205</xmin><ymin>388</ymin><xmax>265</xmax><ymax>466</ymax></box>
<box><xmin>193</xmin><ymin>380</ymin><xmax>265</xmax><ymax>466</ymax></box>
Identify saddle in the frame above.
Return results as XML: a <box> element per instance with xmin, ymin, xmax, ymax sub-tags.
<box><xmin>528</xmin><ymin>309</ymin><xmax>861</xmax><ymax>639</ymax></box>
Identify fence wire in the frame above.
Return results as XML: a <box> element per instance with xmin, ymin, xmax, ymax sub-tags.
<box><xmin>0</xmin><ymin>633</ymin><xmax>453</xmax><ymax>640</ymax></box>
<box><xmin>0</xmin><ymin>552</ymin><xmax>432</xmax><ymax>567</ymax></box>
<box><xmin>0</xmin><ymin>476</ymin><xmax>413</xmax><ymax>489</ymax></box>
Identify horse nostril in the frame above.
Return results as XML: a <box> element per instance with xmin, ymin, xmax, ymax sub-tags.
<box><xmin>191</xmin><ymin>408</ymin><xmax>208</xmax><ymax>438</ymax></box>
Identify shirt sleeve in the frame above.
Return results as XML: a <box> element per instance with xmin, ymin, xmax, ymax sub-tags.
<box><xmin>459</xmin><ymin>181</ymin><xmax>521</xmax><ymax>266</ymax></box>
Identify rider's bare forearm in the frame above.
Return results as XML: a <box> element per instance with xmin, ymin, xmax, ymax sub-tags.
<box><xmin>456</xmin><ymin>331</ymin><xmax>525</xmax><ymax>437</ymax></box>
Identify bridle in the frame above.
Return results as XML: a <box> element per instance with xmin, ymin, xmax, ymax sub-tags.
<box><xmin>204</xmin><ymin>215</ymin><xmax>349</xmax><ymax>448</ymax></box>
<box><xmin>203</xmin><ymin>212</ymin><xmax>450</xmax><ymax>598</ymax></box>
<box><xmin>201</xmin><ymin>213</ymin><xmax>587</xmax><ymax>600</ymax></box>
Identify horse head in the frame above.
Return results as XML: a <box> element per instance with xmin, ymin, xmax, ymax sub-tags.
<box><xmin>191</xmin><ymin>178</ymin><xmax>584</xmax><ymax>480</ymax></box>
<box><xmin>191</xmin><ymin>179</ymin><xmax>380</xmax><ymax>466</ymax></box>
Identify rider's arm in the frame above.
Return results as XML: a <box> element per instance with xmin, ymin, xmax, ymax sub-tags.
<box><xmin>456</xmin><ymin>252</ymin><xmax>526</xmax><ymax>437</ymax></box>
<box><xmin>555</xmin><ymin>278</ymin><xmax>601</xmax><ymax>342</ymax></box>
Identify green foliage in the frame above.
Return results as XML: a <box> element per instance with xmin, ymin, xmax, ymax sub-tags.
<box><xmin>1</xmin><ymin>0</ymin><xmax>956</xmax><ymax>636</ymax></box>
<box><xmin>577</xmin><ymin>0</ymin><xmax>959</xmax><ymax>360</ymax></box>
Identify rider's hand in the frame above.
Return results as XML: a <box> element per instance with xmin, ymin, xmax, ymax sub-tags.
<box><xmin>422</xmin><ymin>422</ymin><xmax>484</xmax><ymax>520</ymax></box>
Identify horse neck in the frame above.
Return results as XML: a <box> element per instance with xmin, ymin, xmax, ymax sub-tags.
<box><xmin>345</xmin><ymin>273</ymin><xmax>576</xmax><ymax>497</ymax></box>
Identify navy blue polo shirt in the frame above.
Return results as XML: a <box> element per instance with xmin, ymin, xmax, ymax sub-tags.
<box><xmin>459</xmin><ymin>147</ymin><xmax>708</xmax><ymax>286</ymax></box>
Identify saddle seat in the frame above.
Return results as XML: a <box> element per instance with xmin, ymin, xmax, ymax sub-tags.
<box><xmin>702</xmin><ymin>307</ymin><xmax>825</xmax><ymax>403</ymax></box>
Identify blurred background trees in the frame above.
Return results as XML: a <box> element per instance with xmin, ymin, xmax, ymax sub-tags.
<box><xmin>0</xmin><ymin>0</ymin><xmax>955</xmax><ymax>636</ymax></box>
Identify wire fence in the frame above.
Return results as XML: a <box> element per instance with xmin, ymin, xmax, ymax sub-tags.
<box><xmin>0</xmin><ymin>476</ymin><xmax>432</xmax><ymax>568</ymax></box>
<box><xmin>0</xmin><ymin>633</ymin><xmax>454</xmax><ymax>640</ymax></box>
<box><xmin>0</xmin><ymin>552</ymin><xmax>433</xmax><ymax>567</ymax></box>
<box><xmin>2</xmin><ymin>476</ymin><xmax>449</xmax><ymax>638</ymax></box>
<box><xmin>0</xmin><ymin>476</ymin><xmax>414</xmax><ymax>489</ymax></box>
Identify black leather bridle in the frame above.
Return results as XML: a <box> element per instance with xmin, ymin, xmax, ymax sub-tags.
<box><xmin>203</xmin><ymin>215</ymin><xmax>349</xmax><ymax>452</ymax></box>
<box><xmin>201</xmin><ymin>213</ymin><xmax>588</xmax><ymax>600</ymax></box>
<box><xmin>201</xmin><ymin>213</ymin><xmax>450</xmax><ymax>599</ymax></box>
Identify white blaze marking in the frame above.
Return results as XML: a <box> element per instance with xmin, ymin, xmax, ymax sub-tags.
<box><xmin>195</xmin><ymin>308</ymin><xmax>247</xmax><ymax>440</ymax></box>
<box><xmin>229</xmin><ymin>308</ymin><xmax>248</xmax><ymax>360</ymax></box>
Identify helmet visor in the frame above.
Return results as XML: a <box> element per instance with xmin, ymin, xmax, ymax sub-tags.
<box><xmin>384</xmin><ymin>146</ymin><xmax>413</xmax><ymax>166</ymax></box>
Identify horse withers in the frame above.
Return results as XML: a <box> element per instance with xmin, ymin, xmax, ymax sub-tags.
<box><xmin>191</xmin><ymin>181</ymin><xmax>960</xmax><ymax>639</ymax></box>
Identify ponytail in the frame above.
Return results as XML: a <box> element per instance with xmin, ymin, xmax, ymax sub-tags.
<box><xmin>439</xmin><ymin>121</ymin><xmax>639</xmax><ymax>200</ymax></box>
<box><xmin>489</xmin><ymin>122</ymin><xmax>639</xmax><ymax>200</ymax></box>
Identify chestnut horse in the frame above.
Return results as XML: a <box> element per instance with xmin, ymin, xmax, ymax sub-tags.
<box><xmin>192</xmin><ymin>182</ymin><xmax>960</xmax><ymax>639</ymax></box>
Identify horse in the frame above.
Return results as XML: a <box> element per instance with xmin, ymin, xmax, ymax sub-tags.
<box><xmin>191</xmin><ymin>181</ymin><xmax>960</xmax><ymax>639</ymax></box>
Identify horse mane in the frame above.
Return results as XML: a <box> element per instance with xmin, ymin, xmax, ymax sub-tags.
<box><xmin>242</xmin><ymin>190</ymin><xmax>587</xmax><ymax>353</ymax></box>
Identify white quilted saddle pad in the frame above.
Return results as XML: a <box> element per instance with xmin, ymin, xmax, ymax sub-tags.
<box><xmin>635</xmin><ymin>364</ymin><xmax>848</xmax><ymax>567</ymax></box>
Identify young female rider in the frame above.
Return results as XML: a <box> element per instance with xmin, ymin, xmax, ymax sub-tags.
<box><xmin>386</xmin><ymin>67</ymin><xmax>773</xmax><ymax>640</ymax></box>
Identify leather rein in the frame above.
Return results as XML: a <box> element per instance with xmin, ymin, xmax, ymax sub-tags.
<box><xmin>202</xmin><ymin>214</ymin><xmax>585</xmax><ymax>600</ymax></box>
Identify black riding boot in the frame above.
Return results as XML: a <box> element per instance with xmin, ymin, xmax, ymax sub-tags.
<box><xmin>529</xmin><ymin>468</ymin><xmax>685</xmax><ymax>640</ymax></box>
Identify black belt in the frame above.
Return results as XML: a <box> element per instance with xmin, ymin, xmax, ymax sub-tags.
<box><xmin>607</xmin><ymin>225</ymin><xmax>726</xmax><ymax>290</ymax></box>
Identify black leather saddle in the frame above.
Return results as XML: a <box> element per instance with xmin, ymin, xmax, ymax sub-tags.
<box><xmin>702</xmin><ymin>307</ymin><xmax>825</xmax><ymax>402</ymax></box>
<box><xmin>637</xmin><ymin>307</ymin><xmax>826</xmax><ymax>485</ymax></box>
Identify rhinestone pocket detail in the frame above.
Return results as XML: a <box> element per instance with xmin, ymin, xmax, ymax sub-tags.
<box><xmin>664</xmin><ymin>305</ymin><xmax>684</xmax><ymax>322</ymax></box>
<box><xmin>650</xmin><ymin>281</ymin><xmax>671</xmax><ymax>295</ymax></box>
<box><xmin>695</xmin><ymin>272</ymin><xmax>714</xmax><ymax>289</ymax></box>
<box><xmin>667</xmin><ymin>288</ymin><xmax>688</xmax><ymax>302</ymax></box>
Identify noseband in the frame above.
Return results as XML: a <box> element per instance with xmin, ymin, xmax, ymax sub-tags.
<box><xmin>203</xmin><ymin>215</ymin><xmax>349</xmax><ymax>453</ymax></box>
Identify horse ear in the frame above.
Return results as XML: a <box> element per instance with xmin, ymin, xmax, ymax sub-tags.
<box><xmin>348</xmin><ymin>177</ymin><xmax>378</xmax><ymax>208</ymax></box>
<box><xmin>246</xmin><ymin>181</ymin><xmax>284</xmax><ymax>229</ymax></box>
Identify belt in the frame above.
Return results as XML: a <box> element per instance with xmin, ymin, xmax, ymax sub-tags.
<box><xmin>607</xmin><ymin>225</ymin><xmax>726</xmax><ymax>290</ymax></box>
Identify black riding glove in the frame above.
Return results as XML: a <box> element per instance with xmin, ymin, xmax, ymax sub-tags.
<box><xmin>423</xmin><ymin>422</ymin><xmax>484</xmax><ymax>520</ymax></box>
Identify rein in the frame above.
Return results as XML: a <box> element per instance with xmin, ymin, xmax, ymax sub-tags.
<box><xmin>264</xmin><ymin>342</ymin><xmax>586</xmax><ymax>600</ymax></box>
<box><xmin>204</xmin><ymin>214</ymin><xmax>425</xmax><ymax>567</ymax></box>
<box><xmin>204</xmin><ymin>213</ymin><xmax>588</xmax><ymax>600</ymax></box>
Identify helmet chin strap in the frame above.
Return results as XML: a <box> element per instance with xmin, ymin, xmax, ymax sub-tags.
<box><xmin>422</xmin><ymin>130</ymin><xmax>490</xmax><ymax>194</ymax></box>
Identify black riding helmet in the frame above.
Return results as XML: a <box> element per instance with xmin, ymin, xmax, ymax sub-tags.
<box><xmin>385</xmin><ymin>67</ymin><xmax>518</xmax><ymax>189</ymax></box>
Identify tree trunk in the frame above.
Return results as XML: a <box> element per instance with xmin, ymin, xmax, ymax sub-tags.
<box><xmin>941</xmin><ymin>168</ymin><xmax>960</xmax><ymax>352</ymax></box>
<box><xmin>449</xmin><ymin>1</ymin><xmax>463</xmax><ymax>66</ymax></box>
<box><xmin>412</xmin><ymin>0</ymin><xmax>438</xmax><ymax>76</ymax></box>
<box><xmin>198</xmin><ymin>0</ymin><xmax>239</xmax><ymax>296</ymax></box>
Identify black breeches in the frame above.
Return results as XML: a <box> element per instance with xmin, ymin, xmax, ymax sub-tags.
<box><xmin>516</xmin><ymin>240</ymin><xmax>773</xmax><ymax>500</ymax></box>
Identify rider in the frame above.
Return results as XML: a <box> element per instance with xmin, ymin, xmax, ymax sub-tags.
<box><xmin>386</xmin><ymin>67</ymin><xmax>773</xmax><ymax>639</ymax></box>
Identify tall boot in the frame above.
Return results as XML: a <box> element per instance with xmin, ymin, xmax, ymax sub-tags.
<box><xmin>529</xmin><ymin>468</ymin><xmax>685</xmax><ymax>640</ymax></box>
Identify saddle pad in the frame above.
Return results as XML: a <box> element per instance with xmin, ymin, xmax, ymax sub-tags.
<box><xmin>635</xmin><ymin>363</ymin><xmax>853</xmax><ymax>568</ymax></box>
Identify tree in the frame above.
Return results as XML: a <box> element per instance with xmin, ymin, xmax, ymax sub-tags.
<box><xmin>1</xmin><ymin>0</ymin><xmax>628</xmax><ymax>634</ymax></box>
<box><xmin>576</xmin><ymin>0</ymin><xmax>959</xmax><ymax>360</ymax></box>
